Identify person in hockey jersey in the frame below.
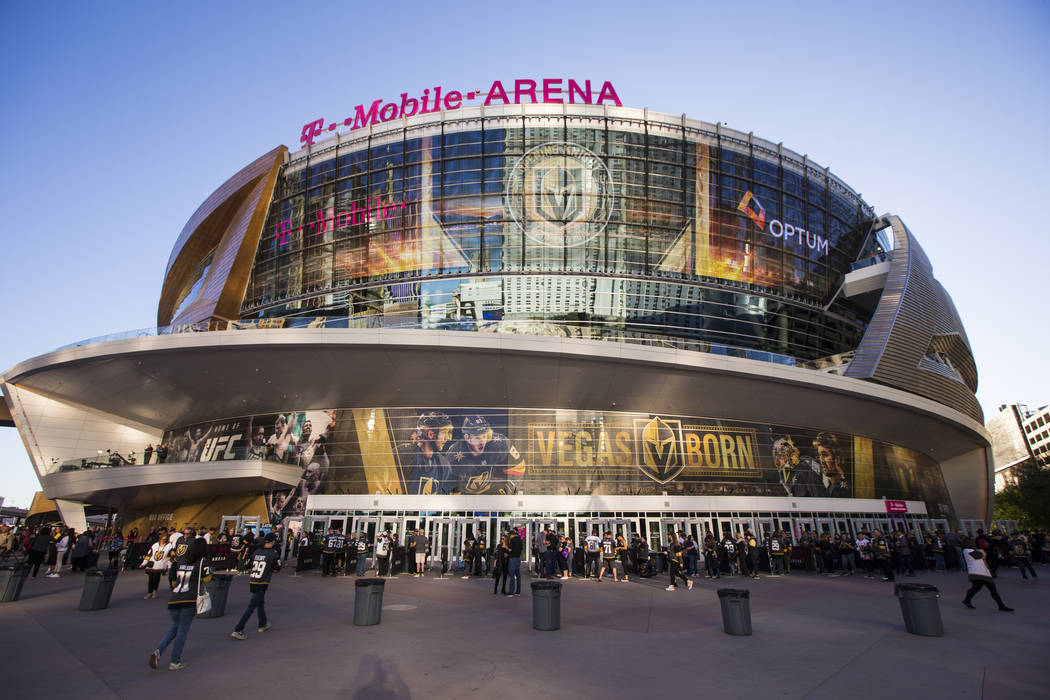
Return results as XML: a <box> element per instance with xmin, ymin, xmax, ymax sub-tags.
<box><xmin>149</xmin><ymin>528</ymin><xmax>211</xmax><ymax>671</ymax></box>
<box><xmin>231</xmin><ymin>533</ymin><xmax>282</xmax><ymax>640</ymax></box>
<box><xmin>321</xmin><ymin>527</ymin><xmax>346</xmax><ymax>577</ymax></box>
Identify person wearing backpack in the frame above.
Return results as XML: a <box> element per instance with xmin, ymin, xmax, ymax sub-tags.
<box><xmin>745</xmin><ymin>530</ymin><xmax>761</xmax><ymax>579</ymax></box>
<box><xmin>1008</xmin><ymin>532</ymin><xmax>1037</xmax><ymax>580</ymax></box>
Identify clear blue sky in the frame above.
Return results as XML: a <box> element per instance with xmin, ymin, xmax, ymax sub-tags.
<box><xmin>1</xmin><ymin>1</ymin><xmax>1047</xmax><ymax>508</ymax></box>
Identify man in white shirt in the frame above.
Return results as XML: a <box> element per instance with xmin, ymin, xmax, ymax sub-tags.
<box><xmin>584</xmin><ymin>530</ymin><xmax>602</xmax><ymax>579</ymax></box>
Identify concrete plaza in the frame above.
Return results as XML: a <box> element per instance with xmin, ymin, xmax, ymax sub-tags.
<box><xmin>1</xmin><ymin>563</ymin><xmax>1046</xmax><ymax>699</ymax></box>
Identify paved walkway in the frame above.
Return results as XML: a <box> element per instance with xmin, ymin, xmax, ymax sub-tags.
<box><xmin>1</xmin><ymin>564</ymin><xmax>1047</xmax><ymax>699</ymax></box>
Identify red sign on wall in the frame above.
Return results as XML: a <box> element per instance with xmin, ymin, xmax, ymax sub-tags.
<box><xmin>885</xmin><ymin>500</ymin><xmax>908</xmax><ymax>513</ymax></box>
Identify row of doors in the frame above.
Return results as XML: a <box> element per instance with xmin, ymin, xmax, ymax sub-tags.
<box><xmin>300</xmin><ymin>513</ymin><xmax>955</xmax><ymax>567</ymax></box>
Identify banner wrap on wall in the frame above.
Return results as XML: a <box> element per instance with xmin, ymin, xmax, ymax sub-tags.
<box><xmin>163</xmin><ymin>407</ymin><xmax>954</xmax><ymax>519</ymax></box>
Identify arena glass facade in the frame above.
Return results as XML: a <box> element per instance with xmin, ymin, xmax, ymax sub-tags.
<box><xmin>1</xmin><ymin>101</ymin><xmax>993</xmax><ymax>564</ymax></box>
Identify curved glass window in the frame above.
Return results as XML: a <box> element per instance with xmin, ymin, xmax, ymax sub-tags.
<box><xmin>242</xmin><ymin>115</ymin><xmax>874</xmax><ymax>362</ymax></box>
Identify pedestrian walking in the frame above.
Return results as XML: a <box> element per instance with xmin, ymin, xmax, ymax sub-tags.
<box><xmin>231</xmin><ymin>533</ymin><xmax>281</xmax><ymax>639</ymax></box>
<box><xmin>149</xmin><ymin>528</ymin><xmax>211</xmax><ymax>671</ymax></box>
<box><xmin>962</xmin><ymin>538</ymin><xmax>1013</xmax><ymax>612</ymax></box>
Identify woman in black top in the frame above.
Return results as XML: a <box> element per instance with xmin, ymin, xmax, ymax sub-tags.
<box><xmin>664</xmin><ymin>533</ymin><xmax>692</xmax><ymax>591</ymax></box>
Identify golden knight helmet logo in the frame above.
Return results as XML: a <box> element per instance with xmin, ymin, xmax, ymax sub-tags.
<box><xmin>634</xmin><ymin>416</ymin><xmax>685</xmax><ymax>484</ymax></box>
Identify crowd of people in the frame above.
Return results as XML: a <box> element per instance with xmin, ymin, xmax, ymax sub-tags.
<box><xmin>1</xmin><ymin>518</ymin><xmax>1042</xmax><ymax>671</ymax></box>
<box><xmin>286</xmin><ymin>523</ymin><xmax>1045</xmax><ymax>602</ymax></box>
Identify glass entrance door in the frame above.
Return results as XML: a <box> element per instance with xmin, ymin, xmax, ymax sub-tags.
<box><xmin>351</xmin><ymin>515</ymin><xmax>379</xmax><ymax>570</ymax></box>
<box><xmin>852</xmin><ymin>517</ymin><xmax>874</xmax><ymax>535</ymax></box>
<box><xmin>659</xmin><ymin>518</ymin><xmax>686</xmax><ymax>547</ymax></box>
<box><xmin>497</xmin><ymin>516</ymin><xmax>531</xmax><ymax>565</ymax></box>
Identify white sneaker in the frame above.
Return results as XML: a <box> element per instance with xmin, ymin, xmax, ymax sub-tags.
<box><xmin>559</xmin><ymin>575</ymin><xmax>568</xmax><ymax>580</ymax></box>
<box><xmin>257</xmin><ymin>624</ymin><xmax>270</xmax><ymax>633</ymax></box>
<box><xmin>46</xmin><ymin>573</ymin><xmax>59</xmax><ymax>578</ymax></box>
<box><xmin>665</xmin><ymin>585</ymin><xmax>676</xmax><ymax>591</ymax></box>
<box><xmin>230</xmin><ymin>631</ymin><xmax>247</xmax><ymax>641</ymax></box>
<box><xmin>687</xmin><ymin>580</ymin><xmax>693</xmax><ymax>590</ymax></box>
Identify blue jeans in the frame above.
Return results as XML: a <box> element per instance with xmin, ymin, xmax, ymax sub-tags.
<box><xmin>542</xmin><ymin>550</ymin><xmax>554</xmax><ymax>577</ymax></box>
<box><xmin>356</xmin><ymin>554</ymin><xmax>367</xmax><ymax>575</ymax></box>
<box><xmin>157</xmin><ymin>606</ymin><xmax>195</xmax><ymax>664</ymax></box>
<box><xmin>235</xmin><ymin>589</ymin><xmax>267</xmax><ymax>632</ymax></box>
<box><xmin>840</xmin><ymin>552</ymin><xmax>856</xmax><ymax>573</ymax></box>
<box><xmin>507</xmin><ymin>557</ymin><xmax>521</xmax><ymax>594</ymax></box>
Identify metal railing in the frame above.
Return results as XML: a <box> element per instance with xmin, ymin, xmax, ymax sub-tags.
<box><xmin>53</xmin><ymin>318</ymin><xmax>859</xmax><ymax>373</ymax></box>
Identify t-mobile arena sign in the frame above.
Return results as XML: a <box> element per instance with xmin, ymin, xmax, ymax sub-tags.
<box><xmin>300</xmin><ymin>78</ymin><xmax>622</xmax><ymax>147</ymax></box>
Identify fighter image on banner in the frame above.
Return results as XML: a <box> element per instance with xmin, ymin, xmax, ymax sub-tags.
<box><xmin>258</xmin><ymin>410</ymin><xmax>337</xmax><ymax>527</ymax></box>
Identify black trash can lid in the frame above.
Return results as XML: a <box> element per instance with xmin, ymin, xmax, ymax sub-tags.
<box><xmin>355</xmin><ymin>577</ymin><xmax>386</xmax><ymax>587</ymax></box>
<box><xmin>717</xmin><ymin>588</ymin><xmax>750</xmax><ymax>599</ymax></box>
<box><xmin>894</xmin><ymin>583</ymin><xmax>938</xmax><ymax>595</ymax></box>
<box><xmin>531</xmin><ymin>581</ymin><xmax>562</xmax><ymax>590</ymax></box>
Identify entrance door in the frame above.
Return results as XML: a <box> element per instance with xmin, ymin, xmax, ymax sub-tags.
<box><xmin>931</xmin><ymin>518</ymin><xmax>950</xmax><ymax>534</ymax></box>
<box><xmin>714</xmin><ymin>516</ymin><xmax>736</xmax><ymax>540</ymax></box>
<box><xmin>351</xmin><ymin>516</ymin><xmax>379</xmax><ymax>568</ymax></box>
<box><xmin>326</xmin><ymin>516</ymin><xmax>347</xmax><ymax>534</ymax></box>
<box><xmin>609</xmin><ymin>518</ymin><xmax>638</xmax><ymax>541</ymax></box>
<box><xmin>425</xmin><ymin>518</ymin><xmax>451</xmax><ymax>573</ymax></box>
<box><xmin>852</xmin><ymin>517</ymin><xmax>874</xmax><ymax>535</ymax></box>
<box><xmin>755</xmin><ymin>517</ymin><xmax>774</xmax><ymax>543</ymax></box>
<box><xmin>659</xmin><ymin>518</ymin><xmax>687</xmax><ymax>546</ymax></box>
<box><xmin>816</xmin><ymin>517</ymin><xmax>835</xmax><ymax>536</ymax></box>
<box><xmin>497</xmin><ymin>516</ymin><xmax>531</xmax><ymax>564</ymax></box>
<box><xmin>792</xmin><ymin>517</ymin><xmax>815</xmax><ymax>541</ymax></box>
<box><xmin>733</xmin><ymin>516</ymin><xmax>758</xmax><ymax>538</ymax></box>
<box><xmin>584</xmin><ymin>518</ymin><xmax>611</xmax><ymax>538</ymax></box>
<box><xmin>834</xmin><ymin>518</ymin><xmax>851</xmax><ymax>536</ymax></box>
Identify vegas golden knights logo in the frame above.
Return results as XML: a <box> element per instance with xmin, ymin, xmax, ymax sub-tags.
<box><xmin>633</xmin><ymin>417</ymin><xmax>685</xmax><ymax>484</ymax></box>
<box><xmin>175</xmin><ymin>543</ymin><xmax>188</xmax><ymax>557</ymax></box>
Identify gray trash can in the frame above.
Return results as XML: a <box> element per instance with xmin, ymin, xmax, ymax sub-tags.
<box><xmin>717</xmin><ymin>588</ymin><xmax>752</xmax><ymax>636</ymax></box>
<box><xmin>197</xmin><ymin>573</ymin><xmax>233</xmax><ymax>618</ymax></box>
<box><xmin>353</xmin><ymin>577</ymin><xmax>385</xmax><ymax>626</ymax></box>
<box><xmin>0</xmin><ymin>564</ymin><xmax>29</xmax><ymax>602</ymax></box>
<box><xmin>79</xmin><ymin>567</ymin><xmax>119</xmax><ymax>611</ymax></box>
<box><xmin>531</xmin><ymin>581</ymin><xmax>562</xmax><ymax>631</ymax></box>
<box><xmin>894</xmin><ymin>583</ymin><xmax>943</xmax><ymax>636</ymax></box>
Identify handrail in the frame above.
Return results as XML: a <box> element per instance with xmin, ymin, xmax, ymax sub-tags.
<box><xmin>53</xmin><ymin>319</ymin><xmax>856</xmax><ymax>374</ymax></box>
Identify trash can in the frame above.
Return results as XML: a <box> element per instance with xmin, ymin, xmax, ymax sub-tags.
<box><xmin>79</xmin><ymin>567</ymin><xmax>119</xmax><ymax>611</ymax></box>
<box><xmin>353</xmin><ymin>578</ymin><xmax>385</xmax><ymax>626</ymax></box>
<box><xmin>717</xmin><ymin>588</ymin><xmax>752</xmax><ymax>636</ymax></box>
<box><xmin>197</xmin><ymin>573</ymin><xmax>233</xmax><ymax>618</ymax></box>
<box><xmin>894</xmin><ymin>583</ymin><xmax>943</xmax><ymax>637</ymax></box>
<box><xmin>531</xmin><ymin>581</ymin><xmax>562</xmax><ymax>631</ymax></box>
<box><xmin>0</xmin><ymin>564</ymin><xmax>29</xmax><ymax>602</ymax></box>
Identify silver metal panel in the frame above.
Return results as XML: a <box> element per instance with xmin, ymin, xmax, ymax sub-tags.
<box><xmin>39</xmin><ymin>459</ymin><xmax>303</xmax><ymax>509</ymax></box>
<box><xmin>2</xmin><ymin>329</ymin><xmax>988</xmax><ymax>470</ymax></box>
